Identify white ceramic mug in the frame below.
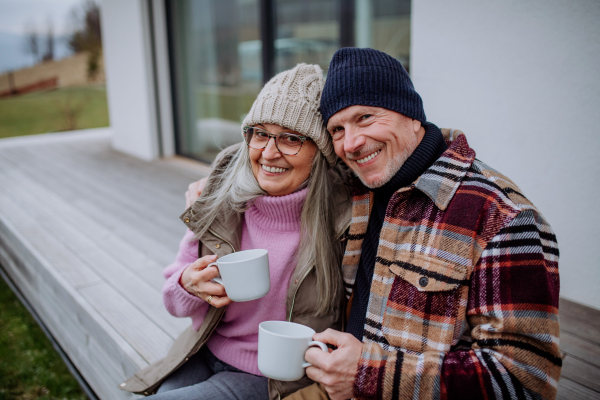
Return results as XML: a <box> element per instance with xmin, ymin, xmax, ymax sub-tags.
<box><xmin>208</xmin><ymin>249</ymin><xmax>270</xmax><ymax>302</ymax></box>
<box><xmin>258</xmin><ymin>321</ymin><xmax>328</xmax><ymax>381</ymax></box>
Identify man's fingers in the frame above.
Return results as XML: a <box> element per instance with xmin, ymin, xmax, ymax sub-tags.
<box><xmin>304</xmin><ymin>346</ymin><xmax>331</xmax><ymax>369</ymax></box>
<box><xmin>312</xmin><ymin>328</ymin><xmax>349</xmax><ymax>347</ymax></box>
<box><xmin>305</xmin><ymin>365</ymin><xmax>326</xmax><ymax>383</ymax></box>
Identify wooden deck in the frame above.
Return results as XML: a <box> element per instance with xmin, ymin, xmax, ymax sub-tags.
<box><xmin>0</xmin><ymin>130</ymin><xmax>598</xmax><ymax>399</ymax></box>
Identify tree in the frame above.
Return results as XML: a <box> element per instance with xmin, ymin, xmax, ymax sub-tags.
<box><xmin>23</xmin><ymin>22</ymin><xmax>41</xmax><ymax>63</ymax></box>
<box><xmin>42</xmin><ymin>20</ymin><xmax>55</xmax><ymax>62</ymax></box>
<box><xmin>23</xmin><ymin>18</ymin><xmax>55</xmax><ymax>64</ymax></box>
<box><xmin>68</xmin><ymin>0</ymin><xmax>102</xmax><ymax>78</ymax></box>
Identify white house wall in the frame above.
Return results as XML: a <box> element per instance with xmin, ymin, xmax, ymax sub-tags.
<box><xmin>411</xmin><ymin>0</ymin><xmax>600</xmax><ymax>309</ymax></box>
<box><xmin>100</xmin><ymin>0</ymin><xmax>159</xmax><ymax>160</ymax></box>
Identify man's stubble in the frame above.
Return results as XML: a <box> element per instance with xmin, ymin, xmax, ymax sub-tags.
<box><xmin>350</xmin><ymin>133</ymin><xmax>419</xmax><ymax>189</ymax></box>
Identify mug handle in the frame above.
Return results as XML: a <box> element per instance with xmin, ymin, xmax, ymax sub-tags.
<box><xmin>207</xmin><ymin>262</ymin><xmax>224</xmax><ymax>285</ymax></box>
<box><xmin>302</xmin><ymin>340</ymin><xmax>328</xmax><ymax>368</ymax></box>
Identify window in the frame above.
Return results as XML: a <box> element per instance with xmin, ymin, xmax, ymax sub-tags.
<box><xmin>168</xmin><ymin>0</ymin><xmax>410</xmax><ymax>162</ymax></box>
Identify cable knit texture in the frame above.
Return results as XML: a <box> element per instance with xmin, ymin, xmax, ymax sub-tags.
<box><xmin>242</xmin><ymin>63</ymin><xmax>336</xmax><ymax>166</ymax></box>
<box><xmin>162</xmin><ymin>188</ymin><xmax>308</xmax><ymax>376</ymax></box>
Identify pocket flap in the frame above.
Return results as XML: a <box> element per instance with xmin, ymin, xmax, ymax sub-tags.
<box><xmin>388</xmin><ymin>251</ymin><xmax>467</xmax><ymax>292</ymax></box>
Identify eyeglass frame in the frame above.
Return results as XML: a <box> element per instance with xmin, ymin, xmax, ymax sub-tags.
<box><xmin>243</xmin><ymin>126</ymin><xmax>311</xmax><ymax>156</ymax></box>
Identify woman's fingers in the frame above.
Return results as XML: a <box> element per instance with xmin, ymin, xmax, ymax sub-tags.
<box><xmin>206</xmin><ymin>295</ymin><xmax>233</xmax><ymax>308</ymax></box>
<box><xmin>199</xmin><ymin>278</ymin><xmax>228</xmax><ymax>297</ymax></box>
<box><xmin>180</xmin><ymin>255</ymin><xmax>217</xmax><ymax>296</ymax></box>
<box><xmin>191</xmin><ymin>264</ymin><xmax>228</xmax><ymax>297</ymax></box>
<box><xmin>189</xmin><ymin>254</ymin><xmax>218</xmax><ymax>270</ymax></box>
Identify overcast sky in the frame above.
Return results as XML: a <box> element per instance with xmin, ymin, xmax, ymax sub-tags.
<box><xmin>0</xmin><ymin>0</ymin><xmax>86</xmax><ymax>71</ymax></box>
<box><xmin>0</xmin><ymin>0</ymin><xmax>83</xmax><ymax>36</ymax></box>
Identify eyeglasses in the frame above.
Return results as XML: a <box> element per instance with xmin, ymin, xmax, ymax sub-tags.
<box><xmin>243</xmin><ymin>127</ymin><xmax>310</xmax><ymax>156</ymax></box>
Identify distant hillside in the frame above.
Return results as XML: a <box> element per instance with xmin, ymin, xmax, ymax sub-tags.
<box><xmin>0</xmin><ymin>31</ymin><xmax>72</xmax><ymax>73</ymax></box>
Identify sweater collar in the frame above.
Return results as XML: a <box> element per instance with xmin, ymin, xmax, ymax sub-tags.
<box><xmin>246</xmin><ymin>187</ymin><xmax>308</xmax><ymax>232</ymax></box>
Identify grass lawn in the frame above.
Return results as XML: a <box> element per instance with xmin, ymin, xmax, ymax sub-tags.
<box><xmin>0</xmin><ymin>86</ymin><xmax>109</xmax><ymax>139</ymax></box>
<box><xmin>0</xmin><ymin>274</ymin><xmax>87</xmax><ymax>400</ymax></box>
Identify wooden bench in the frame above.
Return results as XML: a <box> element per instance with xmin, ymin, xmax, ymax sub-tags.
<box><xmin>0</xmin><ymin>129</ymin><xmax>598</xmax><ymax>399</ymax></box>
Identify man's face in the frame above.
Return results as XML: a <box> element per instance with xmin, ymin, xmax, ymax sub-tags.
<box><xmin>326</xmin><ymin>106</ymin><xmax>424</xmax><ymax>188</ymax></box>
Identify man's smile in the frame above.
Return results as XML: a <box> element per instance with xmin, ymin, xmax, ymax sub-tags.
<box><xmin>355</xmin><ymin>149</ymin><xmax>381</xmax><ymax>164</ymax></box>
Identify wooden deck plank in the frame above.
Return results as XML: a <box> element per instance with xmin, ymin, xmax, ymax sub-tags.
<box><xmin>0</xmin><ymin>152</ymin><xmax>187</xmax><ymax>339</ymax></box>
<box><xmin>24</xmin><ymin>140</ymin><xmax>200</xmax><ymax>225</ymax></box>
<box><xmin>560</xmin><ymin>312</ymin><xmax>600</xmax><ymax>347</ymax></box>
<box><xmin>78</xmin><ymin>281</ymin><xmax>173</xmax><ymax>365</ymax></box>
<box><xmin>3</xmin><ymin>145</ymin><xmax>186</xmax><ymax>249</ymax></box>
<box><xmin>0</xmin><ymin>149</ymin><xmax>177</xmax><ymax>282</ymax></box>
<box><xmin>82</xmin><ymin>248</ymin><xmax>188</xmax><ymax>339</ymax></box>
<box><xmin>57</xmin><ymin>141</ymin><xmax>202</xmax><ymax>202</ymax></box>
<box><xmin>0</xmin><ymin>155</ymin><xmax>168</xmax><ymax>281</ymax></box>
<box><xmin>557</xmin><ymin>377</ymin><xmax>600</xmax><ymax>400</ymax></box>
<box><xmin>561</xmin><ymin>298</ymin><xmax>600</xmax><ymax>328</ymax></box>
<box><xmin>560</xmin><ymin>356</ymin><xmax>600</xmax><ymax>393</ymax></box>
<box><xmin>61</xmin><ymin>137</ymin><xmax>209</xmax><ymax>194</ymax></box>
<box><xmin>0</xmin><ymin>179</ymin><xmax>102</xmax><ymax>290</ymax></box>
<box><xmin>560</xmin><ymin>332</ymin><xmax>600</xmax><ymax>369</ymax></box>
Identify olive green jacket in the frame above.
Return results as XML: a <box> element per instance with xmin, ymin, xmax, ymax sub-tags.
<box><xmin>119</xmin><ymin>144</ymin><xmax>352</xmax><ymax>399</ymax></box>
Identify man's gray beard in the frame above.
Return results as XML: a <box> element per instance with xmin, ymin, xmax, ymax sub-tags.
<box><xmin>352</xmin><ymin>137</ymin><xmax>419</xmax><ymax>189</ymax></box>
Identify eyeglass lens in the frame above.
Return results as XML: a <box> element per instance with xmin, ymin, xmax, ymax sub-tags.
<box><xmin>245</xmin><ymin>128</ymin><xmax>304</xmax><ymax>155</ymax></box>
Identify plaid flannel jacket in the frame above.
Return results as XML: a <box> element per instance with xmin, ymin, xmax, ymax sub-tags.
<box><xmin>342</xmin><ymin>129</ymin><xmax>561</xmax><ymax>399</ymax></box>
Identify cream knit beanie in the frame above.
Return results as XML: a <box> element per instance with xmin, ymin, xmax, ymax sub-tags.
<box><xmin>242</xmin><ymin>63</ymin><xmax>336</xmax><ymax>166</ymax></box>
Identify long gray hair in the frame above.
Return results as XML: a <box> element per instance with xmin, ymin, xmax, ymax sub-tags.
<box><xmin>193</xmin><ymin>143</ymin><xmax>344</xmax><ymax>315</ymax></box>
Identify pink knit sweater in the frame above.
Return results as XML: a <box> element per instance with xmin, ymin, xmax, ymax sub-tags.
<box><xmin>162</xmin><ymin>188</ymin><xmax>308</xmax><ymax>375</ymax></box>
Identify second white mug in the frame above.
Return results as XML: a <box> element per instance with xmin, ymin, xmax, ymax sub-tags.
<box><xmin>258</xmin><ymin>321</ymin><xmax>328</xmax><ymax>381</ymax></box>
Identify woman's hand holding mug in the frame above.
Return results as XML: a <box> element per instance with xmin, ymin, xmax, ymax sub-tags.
<box><xmin>180</xmin><ymin>254</ymin><xmax>232</xmax><ymax>308</ymax></box>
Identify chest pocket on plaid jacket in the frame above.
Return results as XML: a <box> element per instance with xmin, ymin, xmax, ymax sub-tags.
<box><xmin>381</xmin><ymin>251</ymin><xmax>468</xmax><ymax>352</ymax></box>
<box><xmin>389</xmin><ymin>251</ymin><xmax>467</xmax><ymax>292</ymax></box>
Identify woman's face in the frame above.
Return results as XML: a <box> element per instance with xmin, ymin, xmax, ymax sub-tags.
<box><xmin>249</xmin><ymin>123</ymin><xmax>318</xmax><ymax>196</ymax></box>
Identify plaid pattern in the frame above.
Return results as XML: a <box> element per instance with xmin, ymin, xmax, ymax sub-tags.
<box><xmin>344</xmin><ymin>130</ymin><xmax>561</xmax><ymax>399</ymax></box>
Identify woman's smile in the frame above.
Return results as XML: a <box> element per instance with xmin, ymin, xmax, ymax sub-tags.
<box><xmin>260</xmin><ymin>164</ymin><xmax>289</xmax><ymax>174</ymax></box>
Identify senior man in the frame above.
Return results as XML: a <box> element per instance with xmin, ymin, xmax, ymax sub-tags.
<box><xmin>286</xmin><ymin>48</ymin><xmax>561</xmax><ymax>400</ymax></box>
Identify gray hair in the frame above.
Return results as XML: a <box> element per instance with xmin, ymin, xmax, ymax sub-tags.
<box><xmin>193</xmin><ymin>144</ymin><xmax>344</xmax><ymax>315</ymax></box>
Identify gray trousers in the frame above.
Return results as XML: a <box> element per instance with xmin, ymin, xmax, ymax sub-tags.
<box><xmin>146</xmin><ymin>346</ymin><xmax>269</xmax><ymax>400</ymax></box>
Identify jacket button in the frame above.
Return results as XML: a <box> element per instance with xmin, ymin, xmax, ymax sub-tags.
<box><xmin>184</xmin><ymin>218</ymin><xmax>190</xmax><ymax>223</ymax></box>
<box><xmin>419</xmin><ymin>277</ymin><xmax>429</xmax><ymax>287</ymax></box>
<box><xmin>215</xmin><ymin>244</ymin><xmax>220</xmax><ymax>249</ymax></box>
<box><xmin>120</xmin><ymin>383</ymin><xmax>126</xmax><ymax>387</ymax></box>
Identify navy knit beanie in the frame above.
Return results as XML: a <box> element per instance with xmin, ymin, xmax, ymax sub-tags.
<box><xmin>320</xmin><ymin>48</ymin><xmax>426</xmax><ymax>125</ymax></box>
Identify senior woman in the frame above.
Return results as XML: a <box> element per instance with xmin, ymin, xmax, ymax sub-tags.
<box><xmin>119</xmin><ymin>64</ymin><xmax>351</xmax><ymax>400</ymax></box>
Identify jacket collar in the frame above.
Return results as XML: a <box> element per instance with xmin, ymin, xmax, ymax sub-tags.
<box><xmin>413</xmin><ymin>129</ymin><xmax>476</xmax><ymax>211</ymax></box>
